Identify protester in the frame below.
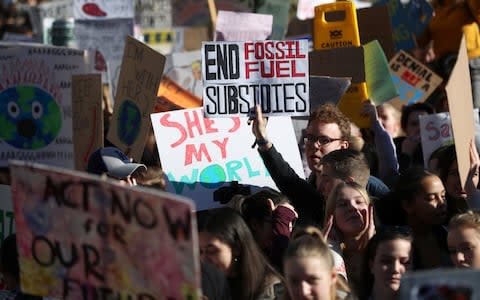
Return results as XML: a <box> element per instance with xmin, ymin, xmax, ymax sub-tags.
<box><xmin>241</xmin><ymin>188</ymin><xmax>298</xmax><ymax>271</ymax></box>
<box><xmin>197</xmin><ymin>207</ymin><xmax>284</xmax><ymax>300</ymax></box>
<box><xmin>323</xmin><ymin>181</ymin><xmax>375</xmax><ymax>295</ymax></box>
<box><xmin>283</xmin><ymin>226</ymin><xmax>353</xmax><ymax>300</ymax></box>
<box><xmin>359</xmin><ymin>227</ymin><xmax>413</xmax><ymax>300</ymax></box>
<box><xmin>377</xmin><ymin>103</ymin><xmax>402</xmax><ymax>139</ymax></box>
<box><xmin>86</xmin><ymin>147</ymin><xmax>147</xmax><ymax>186</ymax></box>
<box><xmin>447</xmin><ymin>210</ymin><xmax>480</xmax><ymax>269</ymax></box>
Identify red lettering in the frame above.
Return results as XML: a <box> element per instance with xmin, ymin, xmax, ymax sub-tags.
<box><xmin>255</xmin><ymin>42</ymin><xmax>264</xmax><ymax>59</ymax></box>
<box><xmin>184</xmin><ymin>143</ymin><xmax>212</xmax><ymax>165</ymax></box>
<box><xmin>245</xmin><ymin>61</ymin><xmax>259</xmax><ymax>79</ymax></box>
<box><xmin>261</xmin><ymin>61</ymin><xmax>275</xmax><ymax>78</ymax></box>
<box><xmin>426</xmin><ymin>121</ymin><xmax>439</xmax><ymax>141</ymax></box>
<box><xmin>212</xmin><ymin>138</ymin><xmax>229</xmax><ymax>159</ymax></box>
<box><xmin>184</xmin><ymin>110</ymin><xmax>203</xmax><ymax>138</ymax></box>
<box><xmin>160</xmin><ymin>114</ymin><xmax>187</xmax><ymax>148</ymax></box>
<box><xmin>440</xmin><ymin>123</ymin><xmax>450</xmax><ymax>138</ymax></box>
<box><xmin>295</xmin><ymin>40</ymin><xmax>306</xmax><ymax>58</ymax></box>
<box><xmin>204</xmin><ymin>117</ymin><xmax>218</xmax><ymax>134</ymax></box>
<box><xmin>276</xmin><ymin>60</ymin><xmax>290</xmax><ymax>77</ymax></box>
<box><xmin>276</xmin><ymin>41</ymin><xmax>285</xmax><ymax>59</ymax></box>
<box><xmin>285</xmin><ymin>41</ymin><xmax>296</xmax><ymax>59</ymax></box>
<box><xmin>244</xmin><ymin>42</ymin><xmax>254</xmax><ymax>60</ymax></box>
<box><xmin>291</xmin><ymin>60</ymin><xmax>305</xmax><ymax>77</ymax></box>
<box><xmin>229</xmin><ymin>117</ymin><xmax>241</xmax><ymax>133</ymax></box>
<box><xmin>264</xmin><ymin>41</ymin><xmax>275</xmax><ymax>59</ymax></box>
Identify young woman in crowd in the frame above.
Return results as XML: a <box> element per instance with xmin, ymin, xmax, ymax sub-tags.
<box><xmin>359</xmin><ymin>227</ymin><xmax>413</xmax><ymax>300</ymax></box>
<box><xmin>283</xmin><ymin>226</ymin><xmax>352</xmax><ymax>300</ymax></box>
<box><xmin>391</xmin><ymin>168</ymin><xmax>451</xmax><ymax>269</ymax></box>
<box><xmin>324</xmin><ymin>181</ymin><xmax>376</xmax><ymax>294</ymax></box>
<box><xmin>197</xmin><ymin>207</ymin><xmax>284</xmax><ymax>300</ymax></box>
<box><xmin>448</xmin><ymin>210</ymin><xmax>480</xmax><ymax>269</ymax></box>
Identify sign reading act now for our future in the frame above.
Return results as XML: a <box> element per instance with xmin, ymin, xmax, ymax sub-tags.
<box><xmin>202</xmin><ymin>40</ymin><xmax>309</xmax><ymax>117</ymax></box>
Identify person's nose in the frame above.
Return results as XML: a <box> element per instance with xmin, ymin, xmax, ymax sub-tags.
<box><xmin>300</xmin><ymin>281</ymin><xmax>311</xmax><ymax>297</ymax></box>
<box><xmin>393</xmin><ymin>260</ymin><xmax>403</xmax><ymax>274</ymax></box>
<box><xmin>453</xmin><ymin>251</ymin><xmax>465</xmax><ymax>265</ymax></box>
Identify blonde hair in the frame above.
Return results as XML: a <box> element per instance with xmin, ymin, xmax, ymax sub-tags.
<box><xmin>449</xmin><ymin>211</ymin><xmax>480</xmax><ymax>236</ymax></box>
<box><xmin>324</xmin><ymin>181</ymin><xmax>371</xmax><ymax>231</ymax></box>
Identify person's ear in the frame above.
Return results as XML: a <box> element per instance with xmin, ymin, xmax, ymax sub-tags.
<box><xmin>341</xmin><ymin>140</ymin><xmax>349</xmax><ymax>149</ymax></box>
<box><xmin>331</xmin><ymin>267</ymin><xmax>338</xmax><ymax>284</ymax></box>
<box><xmin>345</xmin><ymin>176</ymin><xmax>355</xmax><ymax>183</ymax></box>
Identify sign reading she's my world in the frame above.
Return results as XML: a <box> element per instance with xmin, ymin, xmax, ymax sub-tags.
<box><xmin>202</xmin><ymin>40</ymin><xmax>309</xmax><ymax>117</ymax></box>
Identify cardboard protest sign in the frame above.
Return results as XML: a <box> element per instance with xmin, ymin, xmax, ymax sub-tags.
<box><xmin>0</xmin><ymin>45</ymin><xmax>90</xmax><ymax>169</ymax></box>
<box><xmin>135</xmin><ymin>0</ymin><xmax>172</xmax><ymax>29</ymax></box>
<box><xmin>357</xmin><ymin>5</ymin><xmax>396</xmax><ymax>60</ymax></box>
<box><xmin>214</xmin><ymin>10</ymin><xmax>273</xmax><ymax>42</ymax></box>
<box><xmin>73</xmin><ymin>0</ymin><xmax>134</xmax><ymax>20</ymax></box>
<box><xmin>183</xmin><ymin>27</ymin><xmax>210</xmax><ymax>51</ymax></box>
<box><xmin>150</xmin><ymin>108</ymin><xmax>305</xmax><ymax>210</ymax></box>
<box><xmin>74</xmin><ymin>19</ymin><xmax>134</xmax><ymax>95</ymax></box>
<box><xmin>202</xmin><ymin>40</ymin><xmax>309</xmax><ymax>117</ymax></box>
<box><xmin>165</xmin><ymin>50</ymin><xmax>203</xmax><ymax>98</ymax></box>
<box><xmin>0</xmin><ymin>185</ymin><xmax>15</xmax><ymax>242</ymax></box>
<box><xmin>72</xmin><ymin>74</ymin><xmax>103</xmax><ymax>171</ymax></box>
<box><xmin>155</xmin><ymin>75</ymin><xmax>202</xmax><ymax>113</ymax></box>
<box><xmin>400</xmin><ymin>269</ymin><xmax>480</xmax><ymax>300</ymax></box>
<box><xmin>9</xmin><ymin>160</ymin><xmax>200</xmax><ymax>299</ymax></box>
<box><xmin>389</xmin><ymin>50</ymin><xmax>443</xmax><ymax>107</ymax></box>
<box><xmin>364</xmin><ymin>40</ymin><xmax>398</xmax><ymax>104</ymax></box>
<box><xmin>446</xmin><ymin>36</ymin><xmax>475</xmax><ymax>190</ymax></box>
<box><xmin>309</xmin><ymin>76</ymin><xmax>351</xmax><ymax>108</ymax></box>
<box><xmin>107</xmin><ymin>36</ymin><xmax>166</xmax><ymax>162</ymax></box>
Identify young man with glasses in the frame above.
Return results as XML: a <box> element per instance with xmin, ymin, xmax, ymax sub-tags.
<box><xmin>251</xmin><ymin>103</ymin><xmax>390</xmax><ymax>227</ymax></box>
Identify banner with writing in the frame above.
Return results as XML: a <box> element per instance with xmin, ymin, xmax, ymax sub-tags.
<box><xmin>74</xmin><ymin>19</ymin><xmax>134</xmax><ymax>94</ymax></box>
<box><xmin>28</xmin><ymin>0</ymin><xmax>73</xmax><ymax>42</ymax></box>
<box><xmin>135</xmin><ymin>0</ymin><xmax>172</xmax><ymax>29</ymax></box>
<box><xmin>389</xmin><ymin>50</ymin><xmax>442</xmax><ymax>106</ymax></box>
<box><xmin>0</xmin><ymin>185</ymin><xmax>15</xmax><ymax>242</ymax></box>
<box><xmin>202</xmin><ymin>40</ymin><xmax>309</xmax><ymax>117</ymax></box>
<box><xmin>107</xmin><ymin>36</ymin><xmax>166</xmax><ymax>162</ymax></box>
<box><xmin>73</xmin><ymin>0</ymin><xmax>134</xmax><ymax>20</ymax></box>
<box><xmin>9</xmin><ymin>160</ymin><xmax>200</xmax><ymax>299</ymax></box>
<box><xmin>214</xmin><ymin>10</ymin><xmax>273</xmax><ymax>42</ymax></box>
<box><xmin>0</xmin><ymin>45</ymin><xmax>90</xmax><ymax>169</ymax></box>
<box><xmin>72</xmin><ymin>74</ymin><xmax>103</xmax><ymax>171</ymax></box>
<box><xmin>150</xmin><ymin>108</ymin><xmax>305</xmax><ymax>210</ymax></box>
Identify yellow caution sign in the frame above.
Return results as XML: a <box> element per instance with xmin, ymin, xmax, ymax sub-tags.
<box><xmin>313</xmin><ymin>1</ymin><xmax>370</xmax><ymax>128</ymax></box>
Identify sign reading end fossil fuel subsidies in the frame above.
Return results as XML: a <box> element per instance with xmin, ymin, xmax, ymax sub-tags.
<box><xmin>202</xmin><ymin>40</ymin><xmax>309</xmax><ymax>117</ymax></box>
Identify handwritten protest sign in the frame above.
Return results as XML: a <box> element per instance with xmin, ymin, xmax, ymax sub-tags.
<box><xmin>74</xmin><ymin>19</ymin><xmax>134</xmax><ymax>94</ymax></box>
<box><xmin>202</xmin><ymin>40</ymin><xmax>309</xmax><ymax>117</ymax></box>
<box><xmin>0</xmin><ymin>45</ymin><xmax>90</xmax><ymax>169</ymax></box>
<box><xmin>389</xmin><ymin>50</ymin><xmax>442</xmax><ymax>106</ymax></box>
<box><xmin>73</xmin><ymin>0</ymin><xmax>134</xmax><ymax>20</ymax></box>
<box><xmin>9</xmin><ymin>160</ymin><xmax>200</xmax><ymax>299</ymax></box>
<box><xmin>0</xmin><ymin>185</ymin><xmax>15</xmax><ymax>242</ymax></box>
<box><xmin>165</xmin><ymin>50</ymin><xmax>202</xmax><ymax>98</ymax></box>
<box><xmin>155</xmin><ymin>75</ymin><xmax>202</xmax><ymax>113</ymax></box>
<box><xmin>150</xmin><ymin>108</ymin><xmax>305</xmax><ymax>210</ymax></box>
<box><xmin>135</xmin><ymin>0</ymin><xmax>172</xmax><ymax>29</ymax></box>
<box><xmin>107</xmin><ymin>36</ymin><xmax>166</xmax><ymax>162</ymax></box>
<box><xmin>27</xmin><ymin>0</ymin><xmax>73</xmax><ymax>42</ymax></box>
<box><xmin>214</xmin><ymin>10</ymin><xmax>273</xmax><ymax>42</ymax></box>
<box><xmin>446</xmin><ymin>36</ymin><xmax>475</xmax><ymax>190</ymax></box>
<box><xmin>72</xmin><ymin>74</ymin><xmax>103</xmax><ymax>171</ymax></box>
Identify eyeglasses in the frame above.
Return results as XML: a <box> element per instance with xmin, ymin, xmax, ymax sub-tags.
<box><xmin>303</xmin><ymin>134</ymin><xmax>343</xmax><ymax>146</ymax></box>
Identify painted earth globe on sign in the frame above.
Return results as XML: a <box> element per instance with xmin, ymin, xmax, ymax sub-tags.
<box><xmin>117</xmin><ymin>100</ymin><xmax>141</xmax><ymax>146</ymax></box>
<box><xmin>0</xmin><ymin>85</ymin><xmax>62</xmax><ymax>150</ymax></box>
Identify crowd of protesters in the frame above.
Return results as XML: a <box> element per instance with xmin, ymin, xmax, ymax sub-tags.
<box><xmin>1</xmin><ymin>0</ymin><xmax>480</xmax><ymax>300</ymax></box>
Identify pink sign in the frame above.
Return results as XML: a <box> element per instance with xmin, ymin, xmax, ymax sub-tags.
<box><xmin>9</xmin><ymin>160</ymin><xmax>200</xmax><ymax>299</ymax></box>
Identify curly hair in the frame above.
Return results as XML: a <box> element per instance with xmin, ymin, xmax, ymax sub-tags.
<box><xmin>308</xmin><ymin>103</ymin><xmax>351</xmax><ymax>141</ymax></box>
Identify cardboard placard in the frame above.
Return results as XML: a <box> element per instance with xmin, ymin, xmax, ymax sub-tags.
<box><xmin>183</xmin><ymin>27</ymin><xmax>210</xmax><ymax>51</ymax></box>
<box><xmin>74</xmin><ymin>19</ymin><xmax>134</xmax><ymax>94</ymax></box>
<box><xmin>309</xmin><ymin>76</ymin><xmax>351</xmax><ymax>109</ymax></box>
<box><xmin>214</xmin><ymin>10</ymin><xmax>273</xmax><ymax>42</ymax></box>
<box><xmin>164</xmin><ymin>50</ymin><xmax>203</xmax><ymax>98</ymax></box>
<box><xmin>9</xmin><ymin>160</ymin><xmax>200</xmax><ymax>299</ymax></box>
<box><xmin>73</xmin><ymin>0</ymin><xmax>134</xmax><ymax>20</ymax></box>
<box><xmin>446</xmin><ymin>36</ymin><xmax>475</xmax><ymax>190</ymax></box>
<box><xmin>107</xmin><ymin>36</ymin><xmax>166</xmax><ymax>162</ymax></box>
<box><xmin>150</xmin><ymin>108</ymin><xmax>305</xmax><ymax>210</ymax></box>
<box><xmin>389</xmin><ymin>50</ymin><xmax>443</xmax><ymax>106</ymax></box>
<box><xmin>309</xmin><ymin>47</ymin><xmax>365</xmax><ymax>83</ymax></box>
<box><xmin>135</xmin><ymin>0</ymin><xmax>172</xmax><ymax>29</ymax></box>
<box><xmin>357</xmin><ymin>5</ymin><xmax>396</xmax><ymax>60</ymax></box>
<box><xmin>202</xmin><ymin>40</ymin><xmax>309</xmax><ymax>117</ymax></box>
<box><xmin>0</xmin><ymin>185</ymin><xmax>15</xmax><ymax>242</ymax></box>
<box><xmin>72</xmin><ymin>74</ymin><xmax>103</xmax><ymax>171</ymax></box>
<box><xmin>0</xmin><ymin>45</ymin><xmax>90</xmax><ymax>169</ymax></box>
<box><xmin>419</xmin><ymin>112</ymin><xmax>454</xmax><ymax>167</ymax></box>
